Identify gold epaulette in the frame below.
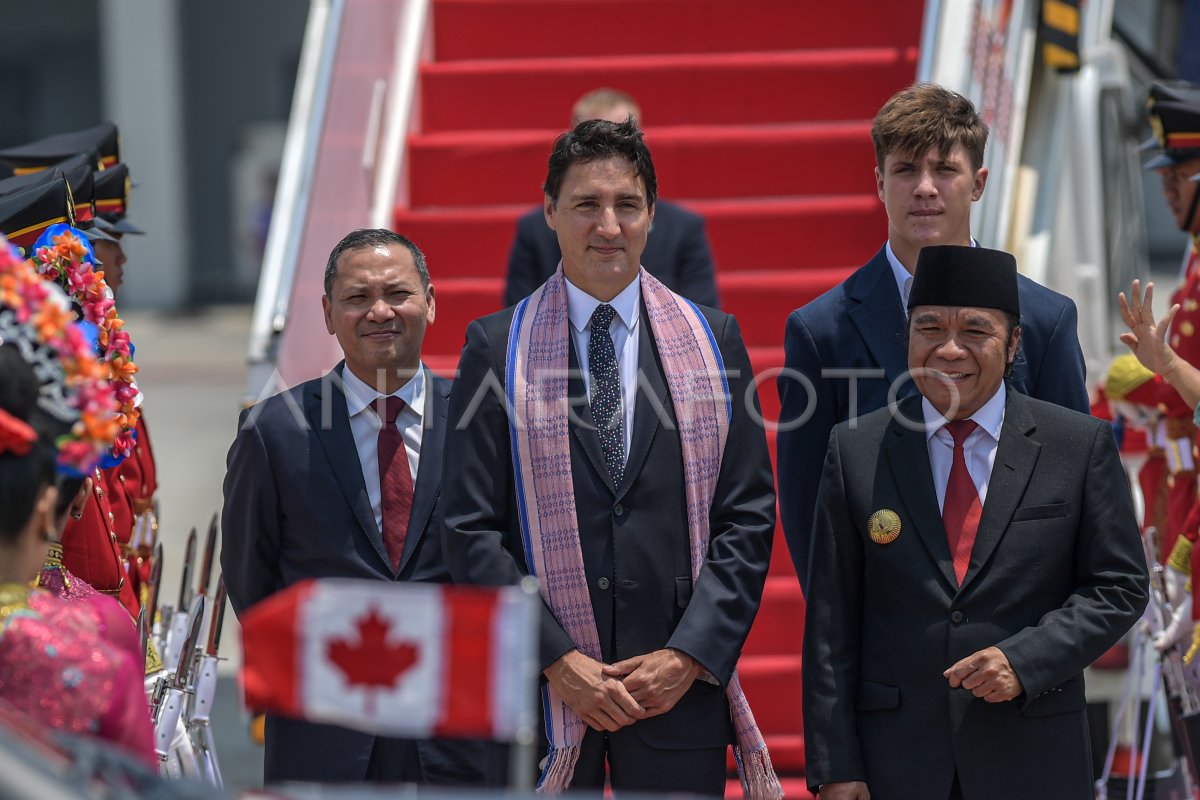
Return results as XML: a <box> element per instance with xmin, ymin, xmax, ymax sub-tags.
<box><xmin>145</xmin><ymin>637</ymin><xmax>164</xmax><ymax>676</ymax></box>
<box><xmin>1187</xmin><ymin>623</ymin><xmax>1200</xmax><ymax>665</ymax></box>
<box><xmin>1169</xmin><ymin>536</ymin><xmax>1195</xmax><ymax>576</ymax></box>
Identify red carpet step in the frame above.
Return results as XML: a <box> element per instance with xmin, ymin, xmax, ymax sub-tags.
<box><xmin>737</xmin><ymin>655</ymin><xmax>804</xmax><ymax>733</ymax></box>
<box><xmin>432</xmin><ymin>0</ymin><xmax>922</xmax><ymax>62</ymax></box>
<box><xmin>726</xmin><ymin>733</ymin><xmax>806</xmax><ymax>775</ymax></box>
<box><xmin>422</xmin><ymin>48</ymin><xmax>918</xmax><ymax>133</ymax></box>
<box><xmin>420</xmin><ymin>269</ymin><xmax>852</xmax><ymax>356</ymax></box>
<box><xmin>394</xmin><ymin>195</ymin><xmax>887</xmax><ymax>279</ymax></box>
<box><xmin>407</xmin><ymin>122</ymin><xmax>876</xmax><ymax>207</ymax></box>
<box><xmin>745</xmin><ymin>578</ymin><xmax>805</xmax><ymax>656</ymax></box>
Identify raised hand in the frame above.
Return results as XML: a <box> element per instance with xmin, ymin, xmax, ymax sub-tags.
<box><xmin>1118</xmin><ymin>279</ymin><xmax>1180</xmax><ymax>378</ymax></box>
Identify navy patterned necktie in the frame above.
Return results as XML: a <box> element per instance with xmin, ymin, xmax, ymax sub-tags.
<box><xmin>588</xmin><ymin>303</ymin><xmax>625</xmax><ymax>484</ymax></box>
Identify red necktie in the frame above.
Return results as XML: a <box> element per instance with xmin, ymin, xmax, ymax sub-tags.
<box><xmin>378</xmin><ymin>396</ymin><xmax>413</xmax><ymax>572</ymax></box>
<box><xmin>942</xmin><ymin>419</ymin><xmax>982</xmax><ymax>584</ymax></box>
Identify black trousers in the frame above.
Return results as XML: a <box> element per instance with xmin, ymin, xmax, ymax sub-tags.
<box><xmin>568</xmin><ymin>726</ymin><xmax>727</xmax><ymax>796</ymax></box>
<box><xmin>364</xmin><ymin>736</ymin><xmax>423</xmax><ymax>782</ymax></box>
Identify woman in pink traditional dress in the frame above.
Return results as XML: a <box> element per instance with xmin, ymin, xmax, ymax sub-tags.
<box><xmin>0</xmin><ymin>280</ymin><xmax>155</xmax><ymax>764</ymax></box>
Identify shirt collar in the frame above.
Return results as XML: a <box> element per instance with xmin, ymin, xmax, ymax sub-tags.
<box><xmin>341</xmin><ymin>362</ymin><xmax>426</xmax><ymax>421</ymax></box>
<box><xmin>884</xmin><ymin>240</ymin><xmax>913</xmax><ymax>309</ymax></box>
<box><xmin>566</xmin><ymin>272</ymin><xmax>642</xmax><ymax>334</ymax></box>
<box><xmin>921</xmin><ymin>381</ymin><xmax>1007</xmax><ymax>443</ymax></box>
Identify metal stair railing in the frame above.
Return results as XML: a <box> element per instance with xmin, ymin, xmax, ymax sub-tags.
<box><xmin>244</xmin><ymin>0</ymin><xmax>431</xmax><ymax>401</ymax></box>
<box><xmin>918</xmin><ymin>0</ymin><xmax>1148</xmax><ymax>380</ymax></box>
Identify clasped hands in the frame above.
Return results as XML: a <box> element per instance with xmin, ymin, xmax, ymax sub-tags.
<box><xmin>543</xmin><ymin>647</ymin><xmax>701</xmax><ymax>732</ymax></box>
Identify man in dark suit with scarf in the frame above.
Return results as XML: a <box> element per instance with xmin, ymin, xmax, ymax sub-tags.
<box><xmin>221</xmin><ymin>228</ymin><xmax>485</xmax><ymax>785</ymax></box>
<box><xmin>803</xmin><ymin>244</ymin><xmax>1147</xmax><ymax>800</ymax></box>
<box><xmin>443</xmin><ymin>118</ymin><xmax>778</xmax><ymax>797</ymax></box>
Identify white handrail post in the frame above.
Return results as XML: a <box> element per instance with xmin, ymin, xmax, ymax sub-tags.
<box><xmin>369</xmin><ymin>0</ymin><xmax>432</xmax><ymax>230</ymax></box>
<box><xmin>245</xmin><ymin>0</ymin><xmax>345</xmax><ymax>401</ymax></box>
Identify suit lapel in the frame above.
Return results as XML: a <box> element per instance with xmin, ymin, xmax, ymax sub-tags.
<box><xmin>568</xmin><ymin>337</ymin><xmax>617</xmax><ymax>495</ymax></box>
<box><xmin>847</xmin><ymin>248</ymin><xmax>910</xmax><ymax>390</ymax></box>
<box><xmin>396</xmin><ymin>369</ymin><xmax>445</xmax><ymax>575</ymax></box>
<box><xmin>959</xmin><ymin>391</ymin><xmax>1040</xmax><ymax>593</ymax></box>
<box><xmin>616</xmin><ymin>308</ymin><xmax>669</xmax><ymax>501</ymax></box>
<box><xmin>883</xmin><ymin>397</ymin><xmax>959</xmax><ymax>592</ymax></box>
<box><xmin>307</xmin><ymin>365</ymin><xmax>391</xmax><ymax>571</ymax></box>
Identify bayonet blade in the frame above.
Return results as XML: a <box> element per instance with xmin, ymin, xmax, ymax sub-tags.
<box><xmin>197</xmin><ymin>513</ymin><xmax>218</xmax><ymax>598</ymax></box>
<box><xmin>137</xmin><ymin>606</ymin><xmax>148</xmax><ymax>664</ymax></box>
<box><xmin>172</xmin><ymin>595</ymin><xmax>206</xmax><ymax>689</ymax></box>
<box><xmin>147</xmin><ymin>539</ymin><xmax>163</xmax><ymax>627</ymax></box>
<box><xmin>178</xmin><ymin>527</ymin><xmax>197</xmax><ymax>614</ymax></box>
<box><xmin>206</xmin><ymin>577</ymin><xmax>226</xmax><ymax>657</ymax></box>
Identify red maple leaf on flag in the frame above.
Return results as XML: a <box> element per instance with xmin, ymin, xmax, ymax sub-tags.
<box><xmin>327</xmin><ymin>606</ymin><xmax>420</xmax><ymax>704</ymax></box>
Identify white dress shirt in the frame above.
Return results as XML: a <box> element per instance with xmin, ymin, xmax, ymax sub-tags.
<box><xmin>565</xmin><ymin>274</ymin><xmax>641</xmax><ymax>459</ymax></box>
<box><xmin>340</xmin><ymin>364</ymin><xmax>425</xmax><ymax>533</ymax></box>
<box><xmin>922</xmin><ymin>382</ymin><xmax>1006</xmax><ymax>512</ymax></box>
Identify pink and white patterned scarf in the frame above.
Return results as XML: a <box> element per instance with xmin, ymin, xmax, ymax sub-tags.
<box><xmin>506</xmin><ymin>267</ymin><xmax>781</xmax><ymax>798</ymax></box>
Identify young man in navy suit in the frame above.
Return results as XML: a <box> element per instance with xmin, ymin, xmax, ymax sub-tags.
<box><xmin>221</xmin><ymin>229</ymin><xmax>486</xmax><ymax>785</ymax></box>
<box><xmin>777</xmin><ymin>84</ymin><xmax>1089</xmax><ymax>592</ymax></box>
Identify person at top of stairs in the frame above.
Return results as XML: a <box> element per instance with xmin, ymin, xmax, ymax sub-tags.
<box><xmin>502</xmin><ymin>88</ymin><xmax>719</xmax><ymax>309</ymax></box>
<box><xmin>777</xmin><ymin>83</ymin><xmax>1088</xmax><ymax>593</ymax></box>
<box><xmin>804</xmin><ymin>244</ymin><xmax>1147</xmax><ymax>800</ymax></box>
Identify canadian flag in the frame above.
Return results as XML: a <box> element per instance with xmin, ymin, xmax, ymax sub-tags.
<box><xmin>240</xmin><ymin>579</ymin><xmax>537</xmax><ymax>740</ymax></box>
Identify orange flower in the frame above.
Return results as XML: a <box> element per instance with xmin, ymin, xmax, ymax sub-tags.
<box><xmin>81</xmin><ymin>412</ymin><xmax>120</xmax><ymax>443</ymax></box>
<box><xmin>33</xmin><ymin>302</ymin><xmax>72</xmax><ymax>343</ymax></box>
<box><xmin>110</xmin><ymin>355</ymin><xmax>138</xmax><ymax>380</ymax></box>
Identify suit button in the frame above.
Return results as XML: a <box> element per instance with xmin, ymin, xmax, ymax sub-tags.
<box><xmin>597</xmin><ymin>577</ymin><xmax>610</xmax><ymax>590</ymax></box>
<box><xmin>950</xmin><ymin>611</ymin><xmax>965</xmax><ymax>624</ymax></box>
<box><xmin>613</xmin><ymin>504</ymin><xmax>625</xmax><ymax>517</ymax></box>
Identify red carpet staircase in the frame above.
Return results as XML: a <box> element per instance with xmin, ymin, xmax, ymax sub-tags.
<box><xmin>393</xmin><ymin>1</ymin><xmax>924</xmax><ymax>793</ymax></box>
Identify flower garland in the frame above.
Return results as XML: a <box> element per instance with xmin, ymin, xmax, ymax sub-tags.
<box><xmin>0</xmin><ymin>236</ymin><xmax>118</xmax><ymax>475</ymax></box>
<box><xmin>31</xmin><ymin>225</ymin><xmax>140</xmax><ymax>459</ymax></box>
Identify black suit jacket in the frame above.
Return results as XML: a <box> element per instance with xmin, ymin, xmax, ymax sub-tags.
<box><xmin>502</xmin><ymin>200</ymin><xmax>720</xmax><ymax>308</ymax></box>
<box><xmin>442</xmin><ymin>301</ymin><xmax>774</xmax><ymax>751</ymax></box>
<box><xmin>221</xmin><ymin>365</ymin><xmax>486</xmax><ymax>785</ymax></box>
<box><xmin>777</xmin><ymin>246</ymin><xmax>1090</xmax><ymax>590</ymax></box>
<box><xmin>802</xmin><ymin>392</ymin><xmax>1148</xmax><ymax>800</ymax></box>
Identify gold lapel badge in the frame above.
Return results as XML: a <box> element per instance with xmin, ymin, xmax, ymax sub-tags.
<box><xmin>868</xmin><ymin>509</ymin><xmax>902</xmax><ymax>544</ymax></box>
